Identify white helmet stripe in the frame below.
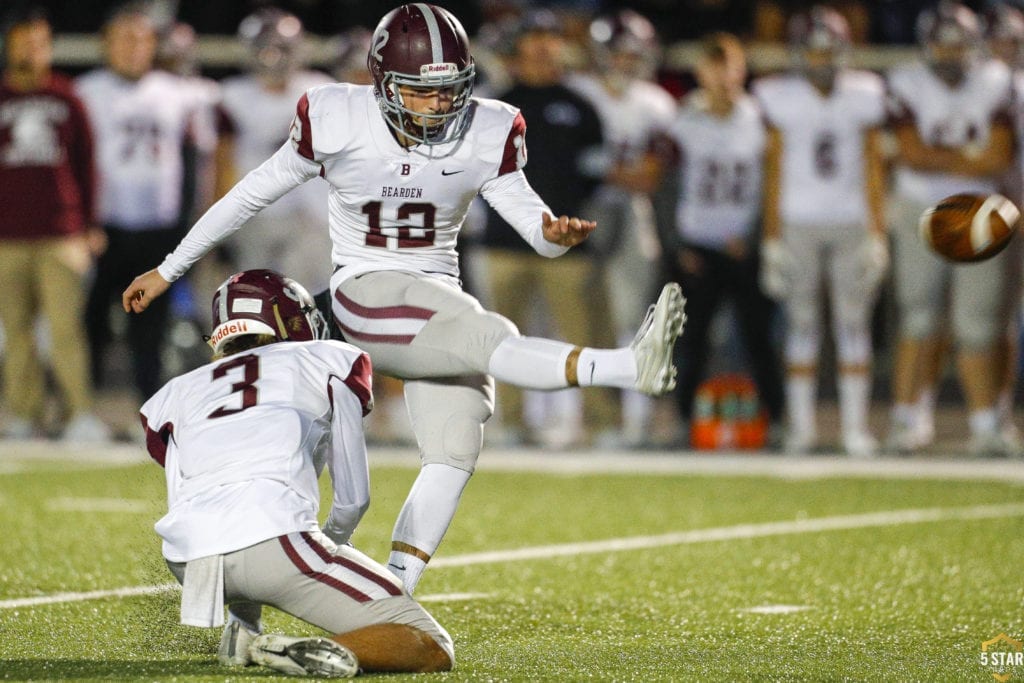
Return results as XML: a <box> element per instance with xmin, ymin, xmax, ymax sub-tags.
<box><xmin>415</xmin><ymin>3</ymin><xmax>445</xmax><ymax>63</ymax></box>
<box><xmin>218</xmin><ymin>281</ymin><xmax>229</xmax><ymax>323</ymax></box>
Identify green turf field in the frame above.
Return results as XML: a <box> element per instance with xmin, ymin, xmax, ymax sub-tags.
<box><xmin>2</xmin><ymin>445</ymin><xmax>1024</xmax><ymax>681</ymax></box>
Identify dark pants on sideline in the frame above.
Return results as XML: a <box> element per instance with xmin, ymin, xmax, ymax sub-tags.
<box><xmin>667</xmin><ymin>244</ymin><xmax>784</xmax><ymax>423</ymax></box>
<box><xmin>86</xmin><ymin>225</ymin><xmax>181</xmax><ymax>399</ymax></box>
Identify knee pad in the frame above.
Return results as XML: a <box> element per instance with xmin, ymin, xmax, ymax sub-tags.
<box><xmin>954</xmin><ymin>313</ymin><xmax>1000</xmax><ymax>350</ymax></box>
<box><xmin>408</xmin><ymin>376</ymin><xmax>495</xmax><ymax>473</ymax></box>
<box><xmin>901</xmin><ymin>307</ymin><xmax>939</xmax><ymax>340</ymax></box>
<box><xmin>834</xmin><ymin>323</ymin><xmax>871</xmax><ymax>367</ymax></box>
<box><xmin>785</xmin><ymin>320</ymin><xmax>820</xmax><ymax>367</ymax></box>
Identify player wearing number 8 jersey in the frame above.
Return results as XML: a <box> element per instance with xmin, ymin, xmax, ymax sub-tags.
<box><xmin>123</xmin><ymin>3</ymin><xmax>685</xmax><ymax>596</ymax></box>
<box><xmin>753</xmin><ymin>6</ymin><xmax>888</xmax><ymax>457</ymax></box>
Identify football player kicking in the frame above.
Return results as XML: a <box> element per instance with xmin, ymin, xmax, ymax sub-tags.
<box><xmin>141</xmin><ymin>269</ymin><xmax>452</xmax><ymax>677</ymax></box>
<box><xmin>123</xmin><ymin>2</ymin><xmax>685</xmax><ymax>600</ymax></box>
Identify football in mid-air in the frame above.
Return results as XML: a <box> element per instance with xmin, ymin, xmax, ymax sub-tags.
<box><xmin>919</xmin><ymin>193</ymin><xmax>1020</xmax><ymax>263</ymax></box>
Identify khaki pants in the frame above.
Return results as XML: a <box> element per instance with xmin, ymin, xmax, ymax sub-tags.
<box><xmin>0</xmin><ymin>237</ymin><xmax>94</xmax><ymax>421</ymax></box>
<box><xmin>483</xmin><ymin>249</ymin><xmax>620</xmax><ymax>433</ymax></box>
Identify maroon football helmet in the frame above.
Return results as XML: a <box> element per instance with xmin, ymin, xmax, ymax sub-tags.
<box><xmin>917</xmin><ymin>2</ymin><xmax>981</xmax><ymax>83</ymax></box>
<box><xmin>208</xmin><ymin>270</ymin><xmax>328</xmax><ymax>355</ymax></box>
<box><xmin>588</xmin><ymin>10</ymin><xmax>659</xmax><ymax>81</ymax></box>
<box><xmin>984</xmin><ymin>4</ymin><xmax>1024</xmax><ymax>66</ymax></box>
<box><xmin>367</xmin><ymin>3</ymin><xmax>476</xmax><ymax>146</ymax></box>
<box><xmin>238</xmin><ymin>8</ymin><xmax>304</xmax><ymax>76</ymax></box>
<box><xmin>789</xmin><ymin>6</ymin><xmax>851</xmax><ymax>53</ymax></box>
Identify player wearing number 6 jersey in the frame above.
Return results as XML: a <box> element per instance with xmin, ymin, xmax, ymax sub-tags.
<box><xmin>753</xmin><ymin>6</ymin><xmax>888</xmax><ymax>457</ymax></box>
<box><xmin>123</xmin><ymin>3</ymin><xmax>685</xmax><ymax>596</ymax></box>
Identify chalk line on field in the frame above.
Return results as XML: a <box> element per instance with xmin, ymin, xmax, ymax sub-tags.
<box><xmin>3</xmin><ymin>501</ymin><xmax>1023</xmax><ymax>610</ymax></box>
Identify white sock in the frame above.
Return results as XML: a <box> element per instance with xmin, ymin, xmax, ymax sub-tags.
<box><xmin>838</xmin><ymin>372</ymin><xmax>870</xmax><ymax>436</ymax></box>
<box><xmin>891</xmin><ymin>402</ymin><xmax>914</xmax><ymax>427</ymax></box>
<box><xmin>487</xmin><ymin>336</ymin><xmax>635</xmax><ymax>390</ymax></box>
<box><xmin>786</xmin><ymin>374</ymin><xmax>816</xmax><ymax>437</ymax></box>
<box><xmin>388</xmin><ymin>463</ymin><xmax>472</xmax><ymax>593</ymax></box>
<box><xmin>576</xmin><ymin>347</ymin><xmax>635</xmax><ymax>388</ymax></box>
<box><xmin>915</xmin><ymin>386</ymin><xmax>936</xmax><ymax>433</ymax></box>
<box><xmin>969</xmin><ymin>408</ymin><xmax>999</xmax><ymax>437</ymax></box>
<box><xmin>386</xmin><ymin>551</ymin><xmax>427</xmax><ymax>593</ymax></box>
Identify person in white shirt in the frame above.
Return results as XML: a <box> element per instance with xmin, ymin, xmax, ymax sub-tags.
<box><xmin>122</xmin><ymin>3</ymin><xmax>685</xmax><ymax>595</ymax></box>
<box><xmin>755</xmin><ymin>6</ymin><xmax>889</xmax><ymax>457</ymax></box>
<box><xmin>216</xmin><ymin>9</ymin><xmax>334</xmax><ymax>293</ymax></box>
<box><xmin>141</xmin><ymin>268</ymin><xmax>453</xmax><ymax>677</ymax></box>
<box><xmin>657</xmin><ymin>32</ymin><xmax>785</xmax><ymax>445</ymax></box>
<box><xmin>885</xmin><ymin>2</ymin><xmax>1018</xmax><ymax>456</ymax></box>
<box><xmin>76</xmin><ymin>4</ymin><xmax>205</xmax><ymax>400</ymax></box>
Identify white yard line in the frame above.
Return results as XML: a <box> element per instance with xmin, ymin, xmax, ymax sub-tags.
<box><xmin>4</xmin><ymin>501</ymin><xmax>1023</xmax><ymax>610</ymax></box>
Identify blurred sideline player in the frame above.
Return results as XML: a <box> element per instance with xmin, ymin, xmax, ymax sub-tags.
<box><xmin>75</xmin><ymin>3</ymin><xmax>205</xmax><ymax>401</ymax></box>
<box><xmin>985</xmin><ymin>3</ymin><xmax>1024</xmax><ymax>446</ymax></box>
<box><xmin>123</xmin><ymin>4</ymin><xmax>685</xmax><ymax>594</ymax></box>
<box><xmin>885</xmin><ymin>2</ymin><xmax>1018</xmax><ymax>456</ymax></box>
<box><xmin>141</xmin><ymin>269</ymin><xmax>452</xmax><ymax>676</ymax></box>
<box><xmin>568</xmin><ymin>10</ymin><xmax>678</xmax><ymax>446</ymax></box>
<box><xmin>654</xmin><ymin>32</ymin><xmax>785</xmax><ymax>444</ymax></box>
<box><xmin>216</xmin><ymin>8</ymin><xmax>333</xmax><ymax>293</ymax></box>
<box><xmin>754</xmin><ymin>6</ymin><xmax>888</xmax><ymax>456</ymax></box>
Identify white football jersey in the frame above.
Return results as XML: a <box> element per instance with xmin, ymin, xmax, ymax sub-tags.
<box><xmin>567</xmin><ymin>74</ymin><xmax>677</xmax><ymax>164</ymax></box>
<box><xmin>888</xmin><ymin>58</ymin><xmax>1013</xmax><ymax>204</ymax></box>
<box><xmin>159</xmin><ymin>83</ymin><xmax>561</xmax><ymax>284</ymax></box>
<box><xmin>665</xmin><ymin>92</ymin><xmax>765</xmax><ymax>248</ymax></box>
<box><xmin>219</xmin><ymin>71</ymin><xmax>333</xmax><ymax>218</ymax></box>
<box><xmin>754</xmin><ymin>70</ymin><xmax>886</xmax><ymax>226</ymax></box>
<box><xmin>140</xmin><ymin>340</ymin><xmax>372</xmax><ymax>563</ymax></box>
<box><xmin>75</xmin><ymin>69</ymin><xmax>200</xmax><ymax>228</ymax></box>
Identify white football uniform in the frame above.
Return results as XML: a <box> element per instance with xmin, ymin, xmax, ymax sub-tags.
<box><xmin>75</xmin><ymin>69</ymin><xmax>200</xmax><ymax>229</ymax></box>
<box><xmin>889</xmin><ymin>59</ymin><xmax>1012</xmax><ymax>204</ymax></box>
<box><xmin>140</xmin><ymin>339</ymin><xmax>372</xmax><ymax>563</ymax></box>
<box><xmin>754</xmin><ymin>70</ymin><xmax>887</xmax><ymax>346</ymax></box>
<box><xmin>157</xmin><ymin>83</ymin><xmax>562</xmax><ymax>470</ymax></box>
<box><xmin>567</xmin><ymin>74</ymin><xmax>677</xmax><ymax>333</ymax></box>
<box><xmin>219</xmin><ymin>71</ymin><xmax>334</xmax><ymax>289</ymax></box>
<box><xmin>887</xmin><ymin>58</ymin><xmax>1015</xmax><ymax>345</ymax></box>
<box><xmin>665</xmin><ymin>91</ymin><xmax>765</xmax><ymax>250</ymax></box>
<box><xmin>755</xmin><ymin>70</ymin><xmax>886</xmax><ymax>227</ymax></box>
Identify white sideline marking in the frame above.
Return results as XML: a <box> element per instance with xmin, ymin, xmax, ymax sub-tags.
<box><xmin>46</xmin><ymin>497</ymin><xmax>151</xmax><ymax>513</ymax></box>
<box><xmin>0</xmin><ymin>583</ymin><xmax>178</xmax><ymax>608</ymax></box>
<box><xmin>4</xmin><ymin>502</ymin><xmax>1023</xmax><ymax>610</ymax></box>
<box><xmin>430</xmin><ymin>502</ymin><xmax>1024</xmax><ymax>568</ymax></box>
<box><xmin>417</xmin><ymin>592</ymin><xmax>493</xmax><ymax>603</ymax></box>
<box><xmin>739</xmin><ymin>605</ymin><xmax>813</xmax><ymax>615</ymax></box>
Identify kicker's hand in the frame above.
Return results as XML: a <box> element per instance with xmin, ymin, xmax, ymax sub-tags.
<box><xmin>542</xmin><ymin>212</ymin><xmax>596</xmax><ymax>247</ymax></box>
<box><xmin>122</xmin><ymin>269</ymin><xmax>171</xmax><ymax>313</ymax></box>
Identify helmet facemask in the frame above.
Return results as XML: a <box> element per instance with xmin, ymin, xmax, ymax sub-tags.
<box><xmin>376</xmin><ymin>61</ymin><xmax>476</xmax><ymax>146</ymax></box>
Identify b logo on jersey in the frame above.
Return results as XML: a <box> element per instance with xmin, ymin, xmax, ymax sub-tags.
<box><xmin>401</xmin><ymin>163</ymin><xmax>411</xmax><ymax>176</ymax></box>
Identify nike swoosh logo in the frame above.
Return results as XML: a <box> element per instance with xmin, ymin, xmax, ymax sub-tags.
<box><xmin>588</xmin><ymin>361</ymin><xmax>596</xmax><ymax>384</ymax></box>
<box><xmin>441</xmin><ymin>169</ymin><xmax>464</xmax><ymax>176</ymax></box>
<box><xmin>388</xmin><ymin>562</ymin><xmax>407</xmax><ymax>572</ymax></box>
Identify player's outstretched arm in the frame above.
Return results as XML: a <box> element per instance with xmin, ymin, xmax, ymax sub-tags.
<box><xmin>541</xmin><ymin>212</ymin><xmax>596</xmax><ymax>247</ymax></box>
<box><xmin>122</xmin><ymin>269</ymin><xmax>171</xmax><ymax>313</ymax></box>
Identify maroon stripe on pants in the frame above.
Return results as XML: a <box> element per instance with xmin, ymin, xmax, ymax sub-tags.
<box><xmin>279</xmin><ymin>535</ymin><xmax>373</xmax><ymax>603</ymax></box>
<box><xmin>334</xmin><ymin>289</ymin><xmax>435</xmax><ymax>320</ymax></box>
<box><xmin>300</xmin><ymin>532</ymin><xmax>403</xmax><ymax>597</ymax></box>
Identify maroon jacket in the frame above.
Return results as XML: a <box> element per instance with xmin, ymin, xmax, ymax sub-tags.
<box><xmin>0</xmin><ymin>73</ymin><xmax>96</xmax><ymax>239</ymax></box>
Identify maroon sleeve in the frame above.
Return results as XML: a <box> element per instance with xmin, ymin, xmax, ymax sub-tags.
<box><xmin>215</xmin><ymin>103</ymin><xmax>236</xmax><ymax>137</ymax></box>
<box><xmin>66</xmin><ymin>88</ymin><xmax>97</xmax><ymax>226</ymax></box>
<box><xmin>290</xmin><ymin>92</ymin><xmax>316</xmax><ymax>161</ymax></box>
<box><xmin>139</xmin><ymin>414</ymin><xmax>173</xmax><ymax>467</ymax></box>
<box><xmin>342</xmin><ymin>352</ymin><xmax>373</xmax><ymax>416</ymax></box>
<box><xmin>498</xmin><ymin>111</ymin><xmax>528</xmax><ymax>176</ymax></box>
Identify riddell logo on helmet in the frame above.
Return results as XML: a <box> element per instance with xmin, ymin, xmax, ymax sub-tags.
<box><xmin>421</xmin><ymin>63</ymin><xmax>457</xmax><ymax>77</ymax></box>
<box><xmin>209</xmin><ymin>320</ymin><xmax>250</xmax><ymax>347</ymax></box>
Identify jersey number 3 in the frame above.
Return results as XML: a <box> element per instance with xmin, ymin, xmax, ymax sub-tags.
<box><xmin>208</xmin><ymin>354</ymin><xmax>259</xmax><ymax>418</ymax></box>
<box><xmin>362</xmin><ymin>201</ymin><xmax>437</xmax><ymax>248</ymax></box>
